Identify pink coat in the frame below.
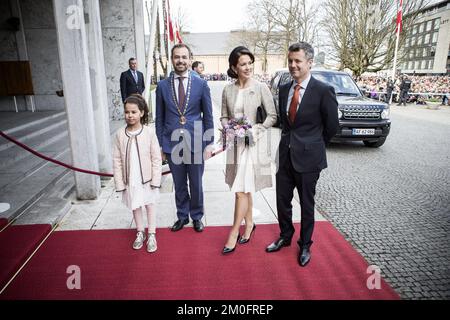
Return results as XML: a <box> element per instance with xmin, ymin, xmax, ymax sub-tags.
<box><xmin>113</xmin><ymin>125</ymin><xmax>162</xmax><ymax>191</ymax></box>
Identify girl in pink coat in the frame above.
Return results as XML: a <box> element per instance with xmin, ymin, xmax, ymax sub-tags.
<box><xmin>113</xmin><ymin>94</ymin><xmax>162</xmax><ymax>252</ymax></box>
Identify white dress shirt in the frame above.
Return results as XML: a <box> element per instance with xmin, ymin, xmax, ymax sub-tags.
<box><xmin>286</xmin><ymin>74</ymin><xmax>311</xmax><ymax>115</ymax></box>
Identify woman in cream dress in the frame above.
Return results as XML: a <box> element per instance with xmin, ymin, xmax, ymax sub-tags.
<box><xmin>220</xmin><ymin>46</ymin><xmax>278</xmax><ymax>254</ymax></box>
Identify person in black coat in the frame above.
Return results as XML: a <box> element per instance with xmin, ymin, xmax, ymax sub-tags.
<box><xmin>120</xmin><ymin>57</ymin><xmax>145</xmax><ymax>104</ymax></box>
<box><xmin>397</xmin><ymin>75</ymin><xmax>412</xmax><ymax>106</ymax></box>
<box><xmin>265</xmin><ymin>42</ymin><xmax>339</xmax><ymax>267</ymax></box>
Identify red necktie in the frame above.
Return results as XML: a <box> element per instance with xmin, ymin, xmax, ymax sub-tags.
<box><xmin>178</xmin><ymin>76</ymin><xmax>186</xmax><ymax>111</ymax></box>
<box><xmin>289</xmin><ymin>84</ymin><xmax>301</xmax><ymax>123</ymax></box>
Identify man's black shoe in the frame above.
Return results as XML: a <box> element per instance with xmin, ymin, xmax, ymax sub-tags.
<box><xmin>193</xmin><ymin>220</ymin><xmax>204</xmax><ymax>232</ymax></box>
<box><xmin>298</xmin><ymin>248</ymin><xmax>311</xmax><ymax>267</ymax></box>
<box><xmin>265</xmin><ymin>238</ymin><xmax>291</xmax><ymax>253</ymax></box>
<box><xmin>171</xmin><ymin>219</ymin><xmax>189</xmax><ymax>232</ymax></box>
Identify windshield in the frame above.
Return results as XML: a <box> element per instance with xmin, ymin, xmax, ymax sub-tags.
<box><xmin>312</xmin><ymin>72</ymin><xmax>361</xmax><ymax>96</ymax></box>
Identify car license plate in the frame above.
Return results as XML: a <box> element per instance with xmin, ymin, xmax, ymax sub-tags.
<box><xmin>352</xmin><ymin>128</ymin><xmax>375</xmax><ymax>135</ymax></box>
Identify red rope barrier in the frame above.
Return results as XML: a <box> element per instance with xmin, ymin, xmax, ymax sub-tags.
<box><xmin>0</xmin><ymin>130</ymin><xmax>223</xmax><ymax>177</ymax></box>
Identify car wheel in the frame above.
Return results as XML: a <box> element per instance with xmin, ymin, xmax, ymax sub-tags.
<box><xmin>363</xmin><ymin>137</ymin><xmax>386</xmax><ymax>148</ymax></box>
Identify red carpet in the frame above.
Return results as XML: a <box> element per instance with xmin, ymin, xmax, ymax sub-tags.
<box><xmin>1</xmin><ymin>222</ymin><xmax>399</xmax><ymax>300</ymax></box>
<box><xmin>0</xmin><ymin>224</ymin><xmax>52</xmax><ymax>289</ymax></box>
<box><xmin>0</xmin><ymin>218</ymin><xmax>7</xmax><ymax>230</ymax></box>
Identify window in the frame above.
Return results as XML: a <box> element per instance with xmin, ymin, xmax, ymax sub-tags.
<box><xmin>425</xmin><ymin>33</ymin><xmax>430</xmax><ymax>44</ymax></box>
<box><xmin>421</xmin><ymin>60</ymin><xmax>427</xmax><ymax>69</ymax></box>
<box><xmin>431</xmin><ymin>46</ymin><xmax>436</xmax><ymax>57</ymax></box>
<box><xmin>434</xmin><ymin>18</ymin><xmax>440</xmax><ymax>30</ymax></box>
<box><xmin>416</xmin><ymin>48</ymin><xmax>423</xmax><ymax>58</ymax></box>
<box><xmin>429</xmin><ymin>60</ymin><xmax>434</xmax><ymax>69</ymax></box>
<box><xmin>426</xmin><ymin>20</ymin><xmax>432</xmax><ymax>31</ymax></box>
<box><xmin>419</xmin><ymin>23</ymin><xmax>424</xmax><ymax>33</ymax></box>
<box><xmin>413</xmin><ymin>24</ymin><xmax>418</xmax><ymax>34</ymax></box>
<box><xmin>408</xmin><ymin>61</ymin><xmax>414</xmax><ymax>70</ymax></box>
<box><xmin>415</xmin><ymin>60</ymin><xmax>420</xmax><ymax>70</ymax></box>
<box><xmin>409</xmin><ymin>49</ymin><xmax>414</xmax><ymax>59</ymax></box>
<box><xmin>432</xmin><ymin>32</ymin><xmax>438</xmax><ymax>43</ymax></box>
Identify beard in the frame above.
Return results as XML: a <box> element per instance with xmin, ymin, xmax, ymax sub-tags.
<box><xmin>174</xmin><ymin>63</ymin><xmax>187</xmax><ymax>72</ymax></box>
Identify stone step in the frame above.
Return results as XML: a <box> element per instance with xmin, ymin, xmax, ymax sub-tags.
<box><xmin>14</xmin><ymin>171</ymin><xmax>74</xmax><ymax>227</ymax></box>
<box><xmin>0</xmin><ymin>113</ymin><xmax>67</xmax><ymax>152</ymax></box>
<box><xmin>1</xmin><ymin>111</ymin><xmax>66</xmax><ymax>135</ymax></box>
<box><xmin>0</xmin><ymin>127</ymin><xmax>69</xmax><ymax>169</ymax></box>
<box><xmin>0</xmin><ymin>138</ymin><xmax>71</xmax><ymax>190</ymax></box>
<box><xmin>0</xmin><ymin>152</ymin><xmax>71</xmax><ymax>223</ymax></box>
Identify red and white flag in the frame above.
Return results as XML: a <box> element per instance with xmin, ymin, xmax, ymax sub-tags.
<box><xmin>176</xmin><ymin>22</ymin><xmax>183</xmax><ymax>43</ymax></box>
<box><xmin>396</xmin><ymin>0</ymin><xmax>403</xmax><ymax>33</ymax></box>
<box><xmin>167</xmin><ymin>0</ymin><xmax>174</xmax><ymax>42</ymax></box>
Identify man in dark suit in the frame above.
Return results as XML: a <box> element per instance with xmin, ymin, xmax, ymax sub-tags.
<box><xmin>397</xmin><ymin>75</ymin><xmax>412</xmax><ymax>106</ymax></box>
<box><xmin>266</xmin><ymin>42</ymin><xmax>339</xmax><ymax>267</ymax></box>
<box><xmin>155</xmin><ymin>44</ymin><xmax>214</xmax><ymax>233</ymax></box>
<box><xmin>120</xmin><ymin>57</ymin><xmax>145</xmax><ymax>103</ymax></box>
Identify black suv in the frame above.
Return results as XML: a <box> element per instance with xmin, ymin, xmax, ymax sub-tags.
<box><xmin>269</xmin><ymin>69</ymin><xmax>391</xmax><ymax>147</ymax></box>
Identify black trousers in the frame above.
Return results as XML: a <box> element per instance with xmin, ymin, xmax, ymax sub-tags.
<box><xmin>276</xmin><ymin>152</ymin><xmax>320</xmax><ymax>249</ymax></box>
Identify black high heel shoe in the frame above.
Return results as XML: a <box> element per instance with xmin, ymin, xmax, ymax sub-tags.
<box><xmin>222</xmin><ymin>233</ymin><xmax>240</xmax><ymax>254</ymax></box>
<box><xmin>238</xmin><ymin>224</ymin><xmax>256</xmax><ymax>244</ymax></box>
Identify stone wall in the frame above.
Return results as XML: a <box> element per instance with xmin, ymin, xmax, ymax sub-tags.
<box><xmin>100</xmin><ymin>0</ymin><xmax>145</xmax><ymax>120</ymax></box>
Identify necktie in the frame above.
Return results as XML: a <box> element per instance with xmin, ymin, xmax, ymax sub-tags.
<box><xmin>178</xmin><ymin>76</ymin><xmax>186</xmax><ymax>111</ymax></box>
<box><xmin>289</xmin><ymin>84</ymin><xmax>301</xmax><ymax>123</ymax></box>
<box><xmin>132</xmin><ymin>71</ymin><xmax>138</xmax><ymax>83</ymax></box>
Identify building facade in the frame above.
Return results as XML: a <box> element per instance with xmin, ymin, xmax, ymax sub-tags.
<box><xmin>401</xmin><ymin>0</ymin><xmax>450</xmax><ymax>75</ymax></box>
<box><xmin>181</xmin><ymin>32</ymin><xmax>286</xmax><ymax>75</ymax></box>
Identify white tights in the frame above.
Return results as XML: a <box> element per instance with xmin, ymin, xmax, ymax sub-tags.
<box><xmin>133</xmin><ymin>205</ymin><xmax>156</xmax><ymax>234</ymax></box>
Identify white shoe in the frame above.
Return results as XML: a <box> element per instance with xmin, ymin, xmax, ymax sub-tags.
<box><xmin>147</xmin><ymin>233</ymin><xmax>157</xmax><ymax>253</ymax></box>
<box><xmin>132</xmin><ymin>231</ymin><xmax>146</xmax><ymax>250</ymax></box>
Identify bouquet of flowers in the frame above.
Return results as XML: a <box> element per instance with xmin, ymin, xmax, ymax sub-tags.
<box><xmin>219</xmin><ymin>116</ymin><xmax>255</xmax><ymax>150</ymax></box>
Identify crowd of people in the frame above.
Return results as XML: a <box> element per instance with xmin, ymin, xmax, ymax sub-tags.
<box><xmin>356</xmin><ymin>74</ymin><xmax>450</xmax><ymax>105</ymax></box>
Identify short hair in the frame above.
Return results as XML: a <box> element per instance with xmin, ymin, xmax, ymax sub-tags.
<box><xmin>171</xmin><ymin>43</ymin><xmax>192</xmax><ymax>58</ymax></box>
<box><xmin>128</xmin><ymin>57</ymin><xmax>136</xmax><ymax>63</ymax></box>
<box><xmin>288</xmin><ymin>42</ymin><xmax>314</xmax><ymax>60</ymax></box>
<box><xmin>192</xmin><ymin>61</ymin><xmax>203</xmax><ymax>69</ymax></box>
<box><xmin>227</xmin><ymin>46</ymin><xmax>255</xmax><ymax>79</ymax></box>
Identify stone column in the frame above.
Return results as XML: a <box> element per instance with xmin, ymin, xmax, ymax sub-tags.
<box><xmin>53</xmin><ymin>0</ymin><xmax>100</xmax><ymax>199</ymax></box>
<box><xmin>133</xmin><ymin>0</ymin><xmax>146</xmax><ymax>78</ymax></box>
<box><xmin>84</xmin><ymin>0</ymin><xmax>113</xmax><ymax>177</ymax></box>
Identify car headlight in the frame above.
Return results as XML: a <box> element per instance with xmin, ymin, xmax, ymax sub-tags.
<box><xmin>381</xmin><ymin>108</ymin><xmax>390</xmax><ymax>119</ymax></box>
<box><xmin>338</xmin><ymin>109</ymin><xmax>343</xmax><ymax>119</ymax></box>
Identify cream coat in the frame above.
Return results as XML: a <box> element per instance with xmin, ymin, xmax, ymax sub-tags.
<box><xmin>220</xmin><ymin>79</ymin><xmax>278</xmax><ymax>192</ymax></box>
<box><xmin>113</xmin><ymin>125</ymin><xmax>162</xmax><ymax>192</ymax></box>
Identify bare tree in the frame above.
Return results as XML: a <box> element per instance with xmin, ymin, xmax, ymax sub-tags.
<box><xmin>269</xmin><ymin>0</ymin><xmax>321</xmax><ymax>66</ymax></box>
<box><xmin>174</xmin><ymin>5</ymin><xmax>191</xmax><ymax>33</ymax></box>
<box><xmin>248</xmin><ymin>0</ymin><xmax>278</xmax><ymax>72</ymax></box>
<box><xmin>324</xmin><ymin>0</ymin><xmax>428</xmax><ymax>77</ymax></box>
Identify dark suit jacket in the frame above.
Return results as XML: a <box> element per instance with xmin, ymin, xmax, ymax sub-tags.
<box><xmin>155</xmin><ymin>72</ymin><xmax>214</xmax><ymax>155</ymax></box>
<box><xmin>120</xmin><ymin>69</ymin><xmax>145</xmax><ymax>103</ymax></box>
<box><xmin>278</xmin><ymin>76</ymin><xmax>339</xmax><ymax>173</ymax></box>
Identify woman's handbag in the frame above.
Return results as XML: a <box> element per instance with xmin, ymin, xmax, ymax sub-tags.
<box><xmin>256</xmin><ymin>104</ymin><xmax>280</xmax><ymax>127</ymax></box>
<box><xmin>256</xmin><ymin>105</ymin><xmax>267</xmax><ymax>124</ymax></box>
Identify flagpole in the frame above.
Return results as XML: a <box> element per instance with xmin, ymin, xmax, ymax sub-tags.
<box><xmin>166</xmin><ymin>0</ymin><xmax>173</xmax><ymax>74</ymax></box>
<box><xmin>390</xmin><ymin>0</ymin><xmax>402</xmax><ymax>104</ymax></box>
<box><xmin>144</xmin><ymin>0</ymin><xmax>159</xmax><ymax>105</ymax></box>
